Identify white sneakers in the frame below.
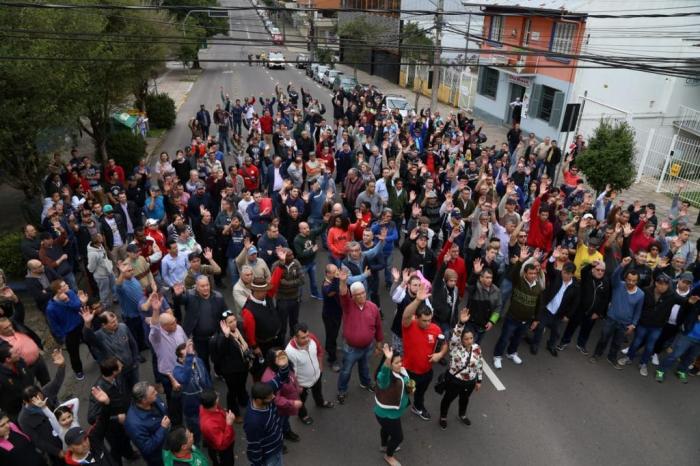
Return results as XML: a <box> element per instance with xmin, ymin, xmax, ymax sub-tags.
<box><xmin>651</xmin><ymin>353</ymin><xmax>660</xmax><ymax>366</ymax></box>
<box><xmin>507</xmin><ymin>353</ymin><xmax>523</xmax><ymax>364</ymax></box>
<box><xmin>494</xmin><ymin>353</ymin><xmax>523</xmax><ymax>369</ymax></box>
<box><xmin>639</xmin><ymin>364</ymin><xmax>648</xmax><ymax>377</ymax></box>
<box><xmin>617</xmin><ymin>356</ymin><xmax>632</xmax><ymax>366</ymax></box>
<box><xmin>621</xmin><ymin>347</ymin><xmax>629</xmax><ymax>355</ymax></box>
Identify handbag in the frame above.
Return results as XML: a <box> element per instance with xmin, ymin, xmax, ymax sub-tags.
<box><xmin>434</xmin><ymin>348</ymin><xmax>472</xmax><ymax>395</ymax></box>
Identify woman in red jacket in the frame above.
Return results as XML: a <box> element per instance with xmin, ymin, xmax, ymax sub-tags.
<box><xmin>199</xmin><ymin>389</ymin><xmax>236</xmax><ymax>466</ymax></box>
<box><xmin>326</xmin><ymin>214</ymin><xmax>359</xmax><ymax>266</ymax></box>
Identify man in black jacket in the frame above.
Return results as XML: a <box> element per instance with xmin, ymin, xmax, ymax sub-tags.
<box><xmin>618</xmin><ymin>273</ymin><xmax>682</xmax><ymax>376</ymax></box>
<box><xmin>88</xmin><ymin>357</ymin><xmax>138</xmax><ymax>464</ymax></box>
<box><xmin>558</xmin><ymin>260</ymin><xmax>611</xmax><ymax>354</ymax></box>
<box><xmin>466</xmin><ymin>258</ymin><xmax>502</xmax><ymax>344</ymax></box>
<box><xmin>99</xmin><ymin>205</ymin><xmax>127</xmax><ymax>259</ymax></box>
<box><xmin>531</xmin><ymin>255</ymin><xmax>580</xmax><ymax>357</ymax></box>
<box><xmin>400</xmin><ymin>231</ymin><xmax>437</xmax><ymax>281</ymax></box>
<box><xmin>174</xmin><ymin>276</ymin><xmax>227</xmax><ymax>375</ymax></box>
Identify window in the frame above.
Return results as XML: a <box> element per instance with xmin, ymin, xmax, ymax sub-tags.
<box><xmin>550</xmin><ymin>22</ymin><xmax>577</xmax><ymax>55</ymax></box>
<box><xmin>530</xmin><ymin>84</ymin><xmax>565</xmax><ymax>127</ymax></box>
<box><xmin>488</xmin><ymin>16</ymin><xmax>504</xmax><ymax>44</ymax></box>
<box><xmin>522</xmin><ymin>18</ymin><xmax>531</xmax><ymax>46</ymax></box>
<box><xmin>477</xmin><ymin>67</ymin><xmax>499</xmax><ymax>99</ymax></box>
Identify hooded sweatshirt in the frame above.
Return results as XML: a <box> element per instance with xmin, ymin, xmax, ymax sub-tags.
<box><xmin>162</xmin><ymin>445</ymin><xmax>209</xmax><ymax>466</ymax></box>
<box><xmin>87</xmin><ymin>243</ymin><xmax>113</xmax><ymax>279</ymax></box>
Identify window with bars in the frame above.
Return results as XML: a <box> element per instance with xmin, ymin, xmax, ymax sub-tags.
<box><xmin>488</xmin><ymin>16</ymin><xmax>504</xmax><ymax>44</ymax></box>
<box><xmin>550</xmin><ymin>22</ymin><xmax>577</xmax><ymax>55</ymax></box>
<box><xmin>477</xmin><ymin>67</ymin><xmax>499</xmax><ymax>99</ymax></box>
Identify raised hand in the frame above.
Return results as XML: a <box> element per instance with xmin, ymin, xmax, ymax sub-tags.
<box><xmin>80</xmin><ymin>306</ymin><xmax>94</xmax><ymax>325</ymax></box>
<box><xmin>203</xmin><ymin>247</ymin><xmax>214</xmax><ymax>261</ymax></box>
<box><xmin>173</xmin><ymin>282</ymin><xmax>185</xmax><ymax>296</ymax></box>
<box><xmin>391</xmin><ymin>267</ymin><xmax>400</xmax><ymax>283</ymax></box>
<box><xmin>621</xmin><ymin>256</ymin><xmax>633</xmax><ymax>267</ymax></box>
<box><xmin>519</xmin><ymin>247</ymin><xmax>531</xmax><ymax>262</ymax></box>
<box><xmin>338</xmin><ymin>268</ymin><xmax>348</xmax><ymax>282</ymax></box>
<box><xmin>402</xmin><ymin>268</ymin><xmax>412</xmax><ymax>283</ymax></box>
<box><xmin>51</xmin><ymin>349</ymin><xmax>65</xmax><ymax>367</ymax></box>
<box><xmin>522</xmin><ymin>210</ymin><xmax>531</xmax><ymax>223</ymax></box>
<box><xmin>275</xmin><ymin>246</ymin><xmax>287</xmax><ymax>262</ymax></box>
<box><xmin>416</xmin><ymin>283</ymin><xmax>431</xmax><ymax>301</ymax></box>
<box><xmin>382</xmin><ymin>343</ymin><xmax>393</xmax><ymax>360</ymax></box>
<box><xmin>472</xmin><ymin>257</ymin><xmax>483</xmax><ymax>274</ymax></box>
<box><xmin>378</xmin><ymin>227</ymin><xmax>388</xmax><ymax>242</ymax></box>
<box><xmin>459</xmin><ymin>307</ymin><xmax>471</xmax><ymax>324</ymax></box>
<box><xmin>220</xmin><ymin>320</ymin><xmax>231</xmax><ymax>338</ymax></box>
<box><xmin>225</xmin><ymin>410</ymin><xmax>236</xmax><ymax>426</ymax></box>
<box><xmin>91</xmin><ymin>386</ymin><xmax>110</xmax><ymax>405</ymax></box>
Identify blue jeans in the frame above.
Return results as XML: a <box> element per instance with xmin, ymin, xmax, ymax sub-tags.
<box><xmin>493</xmin><ymin>316</ymin><xmax>529</xmax><ymax>357</ymax></box>
<box><xmin>627</xmin><ymin>325</ymin><xmax>663</xmax><ymax>364</ymax></box>
<box><xmin>337</xmin><ymin>342</ymin><xmax>374</xmax><ymax>394</ymax></box>
<box><xmin>382</xmin><ymin>250</ymin><xmax>393</xmax><ymax>285</ymax></box>
<box><xmin>227</xmin><ymin>257</ymin><xmax>239</xmax><ymax>285</ymax></box>
<box><xmin>660</xmin><ymin>334</ymin><xmax>700</xmax><ymax>374</ymax></box>
<box><xmin>593</xmin><ymin>318</ymin><xmax>628</xmax><ymax>361</ymax></box>
<box><xmin>218</xmin><ymin>127</ymin><xmax>231</xmax><ymax>152</ymax></box>
<box><xmin>264</xmin><ymin>450</ymin><xmax>283</xmax><ymax>466</ymax></box>
<box><xmin>302</xmin><ymin>262</ymin><xmax>319</xmax><ymax>297</ymax></box>
<box><xmin>500</xmin><ymin>278</ymin><xmax>513</xmax><ymax>307</ymax></box>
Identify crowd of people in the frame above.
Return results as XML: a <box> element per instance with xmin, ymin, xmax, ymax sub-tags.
<box><xmin>2</xmin><ymin>74</ymin><xmax>700</xmax><ymax>466</ymax></box>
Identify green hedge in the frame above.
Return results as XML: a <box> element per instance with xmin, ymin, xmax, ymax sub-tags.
<box><xmin>0</xmin><ymin>232</ymin><xmax>25</xmax><ymax>280</ymax></box>
<box><xmin>106</xmin><ymin>131</ymin><xmax>147</xmax><ymax>174</ymax></box>
<box><xmin>145</xmin><ymin>93</ymin><xmax>176</xmax><ymax>130</ymax></box>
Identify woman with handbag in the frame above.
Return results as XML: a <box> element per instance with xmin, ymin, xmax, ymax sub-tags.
<box><xmin>438</xmin><ymin>307</ymin><xmax>483</xmax><ymax>430</ymax></box>
<box><xmin>374</xmin><ymin>344</ymin><xmax>415</xmax><ymax>466</ymax></box>
<box><xmin>210</xmin><ymin>311</ymin><xmax>251</xmax><ymax>419</ymax></box>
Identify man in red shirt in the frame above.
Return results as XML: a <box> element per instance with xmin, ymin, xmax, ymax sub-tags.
<box><xmin>199</xmin><ymin>389</ymin><xmax>236</xmax><ymax>466</ymax></box>
<box><xmin>527</xmin><ymin>192</ymin><xmax>554</xmax><ymax>253</ymax></box>
<box><xmin>336</xmin><ymin>270</ymin><xmax>384</xmax><ymax>404</ymax></box>
<box><xmin>401</xmin><ymin>283</ymin><xmax>447</xmax><ymax>421</ymax></box>
<box><xmin>437</xmin><ymin>231</ymin><xmax>467</xmax><ymax>297</ymax></box>
<box><xmin>241</xmin><ymin>157</ymin><xmax>260</xmax><ymax>192</ymax></box>
<box><xmin>259</xmin><ymin>110</ymin><xmax>274</xmax><ymax>147</ymax></box>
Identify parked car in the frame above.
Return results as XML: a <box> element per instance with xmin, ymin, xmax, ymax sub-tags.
<box><xmin>264</xmin><ymin>20</ymin><xmax>272</xmax><ymax>29</ymax></box>
<box><xmin>381</xmin><ymin>94</ymin><xmax>413</xmax><ymax>118</ymax></box>
<box><xmin>314</xmin><ymin>65</ymin><xmax>329</xmax><ymax>82</ymax></box>
<box><xmin>333</xmin><ymin>75</ymin><xmax>358</xmax><ymax>93</ymax></box>
<box><xmin>307</xmin><ymin>63</ymin><xmax>319</xmax><ymax>78</ymax></box>
<box><xmin>267</xmin><ymin>51</ymin><xmax>286</xmax><ymax>69</ymax></box>
<box><xmin>322</xmin><ymin>69</ymin><xmax>343</xmax><ymax>88</ymax></box>
<box><xmin>270</xmin><ymin>27</ymin><xmax>280</xmax><ymax>35</ymax></box>
<box><xmin>295</xmin><ymin>53</ymin><xmax>310</xmax><ymax>69</ymax></box>
<box><xmin>272</xmin><ymin>33</ymin><xmax>284</xmax><ymax>45</ymax></box>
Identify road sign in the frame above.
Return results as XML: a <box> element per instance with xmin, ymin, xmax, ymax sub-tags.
<box><xmin>670</xmin><ymin>163</ymin><xmax>681</xmax><ymax>177</ymax></box>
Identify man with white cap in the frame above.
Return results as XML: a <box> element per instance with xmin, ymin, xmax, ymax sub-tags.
<box><xmin>235</xmin><ymin>237</ymin><xmax>271</xmax><ymax>282</ymax></box>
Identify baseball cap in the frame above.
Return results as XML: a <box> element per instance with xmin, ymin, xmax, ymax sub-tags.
<box><xmin>126</xmin><ymin>243</ymin><xmax>140</xmax><ymax>254</ymax></box>
<box><xmin>247</xmin><ymin>246</ymin><xmax>258</xmax><ymax>255</ymax></box>
<box><xmin>103</xmin><ymin>204</ymin><xmax>113</xmax><ymax>213</ymax></box>
<box><xmin>679</xmin><ymin>271</ymin><xmax>694</xmax><ymax>282</ymax></box>
<box><xmin>582</xmin><ymin>213</ymin><xmax>594</xmax><ymax>220</ymax></box>
<box><xmin>64</xmin><ymin>427</ymin><xmax>87</xmax><ymax>446</ymax></box>
<box><xmin>145</xmin><ymin>218</ymin><xmax>158</xmax><ymax>227</ymax></box>
<box><xmin>417</xmin><ymin>232</ymin><xmax>429</xmax><ymax>240</ymax></box>
<box><xmin>451</xmin><ymin>209</ymin><xmax>462</xmax><ymax>219</ymax></box>
<box><xmin>655</xmin><ymin>273</ymin><xmax>672</xmax><ymax>284</ymax></box>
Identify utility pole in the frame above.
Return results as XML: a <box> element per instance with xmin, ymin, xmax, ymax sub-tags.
<box><xmin>430</xmin><ymin>0</ymin><xmax>444</xmax><ymax>112</ymax></box>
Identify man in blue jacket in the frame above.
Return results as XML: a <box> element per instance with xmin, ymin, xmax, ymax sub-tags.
<box><xmin>46</xmin><ymin>279</ymin><xmax>88</xmax><ymax>380</ymax></box>
<box><xmin>244</xmin><ymin>351</ymin><xmax>291</xmax><ymax>466</ymax></box>
<box><xmin>370</xmin><ymin>208</ymin><xmax>399</xmax><ymax>288</ymax></box>
<box><xmin>589</xmin><ymin>257</ymin><xmax>645</xmax><ymax>368</ymax></box>
<box><xmin>125</xmin><ymin>381</ymin><xmax>170</xmax><ymax>466</ymax></box>
<box><xmin>173</xmin><ymin>340</ymin><xmax>212</xmax><ymax>445</ymax></box>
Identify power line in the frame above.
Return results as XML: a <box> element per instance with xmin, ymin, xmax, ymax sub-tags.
<box><xmin>2</xmin><ymin>2</ymin><xmax>700</xmax><ymax>19</ymax></box>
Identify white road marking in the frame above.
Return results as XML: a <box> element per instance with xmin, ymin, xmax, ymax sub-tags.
<box><xmin>482</xmin><ymin>361</ymin><xmax>506</xmax><ymax>391</ymax></box>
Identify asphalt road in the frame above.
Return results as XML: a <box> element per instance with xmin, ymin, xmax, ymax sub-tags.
<box><xmin>58</xmin><ymin>2</ymin><xmax>698</xmax><ymax>466</ymax></box>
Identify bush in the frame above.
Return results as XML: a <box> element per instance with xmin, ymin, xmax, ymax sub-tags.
<box><xmin>106</xmin><ymin>131</ymin><xmax>147</xmax><ymax>173</ymax></box>
<box><xmin>576</xmin><ymin>119</ymin><xmax>636</xmax><ymax>193</ymax></box>
<box><xmin>145</xmin><ymin>93</ymin><xmax>176</xmax><ymax>129</ymax></box>
<box><xmin>0</xmin><ymin>231</ymin><xmax>25</xmax><ymax>280</ymax></box>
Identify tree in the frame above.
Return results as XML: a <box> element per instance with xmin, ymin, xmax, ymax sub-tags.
<box><xmin>163</xmin><ymin>0</ymin><xmax>229</xmax><ymax>69</ymax></box>
<box><xmin>576</xmin><ymin>119</ymin><xmax>637</xmax><ymax>193</ymax></box>
<box><xmin>0</xmin><ymin>4</ymin><xmax>89</xmax><ymax>201</ymax></box>
<box><xmin>401</xmin><ymin>22</ymin><xmax>433</xmax><ymax>62</ymax></box>
<box><xmin>314</xmin><ymin>48</ymin><xmax>335</xmax><ymax>67</ymax></box>
<box><xmin>338</xmin><ymin>17</ymin><xmax>382</xmax><ymax>79</ymax></box>
<box><xmin>77</xmin><ymin>1</ymin><xmax>173</xmax><ymax>163</ymax></box>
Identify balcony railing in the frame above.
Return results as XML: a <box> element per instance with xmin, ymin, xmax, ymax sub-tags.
<box><xmin>675</xmin><ymin>105</ymin><xmax>700</xmax><ymax>136</ymax></box>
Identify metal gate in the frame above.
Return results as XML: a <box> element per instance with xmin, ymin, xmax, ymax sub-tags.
<box><xmin>636</xmin><ymin>128</ymin><xmax>700</xmax><ymax>204</ymax></box>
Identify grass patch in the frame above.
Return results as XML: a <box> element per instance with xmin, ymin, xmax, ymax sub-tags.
<box><xmin>147</xmin><ymin>128</ymin><xmax>168</xmax><ymax>138</ymax></box>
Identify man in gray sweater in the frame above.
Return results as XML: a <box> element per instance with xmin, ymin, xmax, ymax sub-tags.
<box><xmin>355</xmin><ymin>180</ymin><xmax>385</xmax><ymax>219</ymax></box>
<box><xmin>81</xmin><ymin>307</ymin><xmax>140</xmax><ymax>389</ymax></box>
